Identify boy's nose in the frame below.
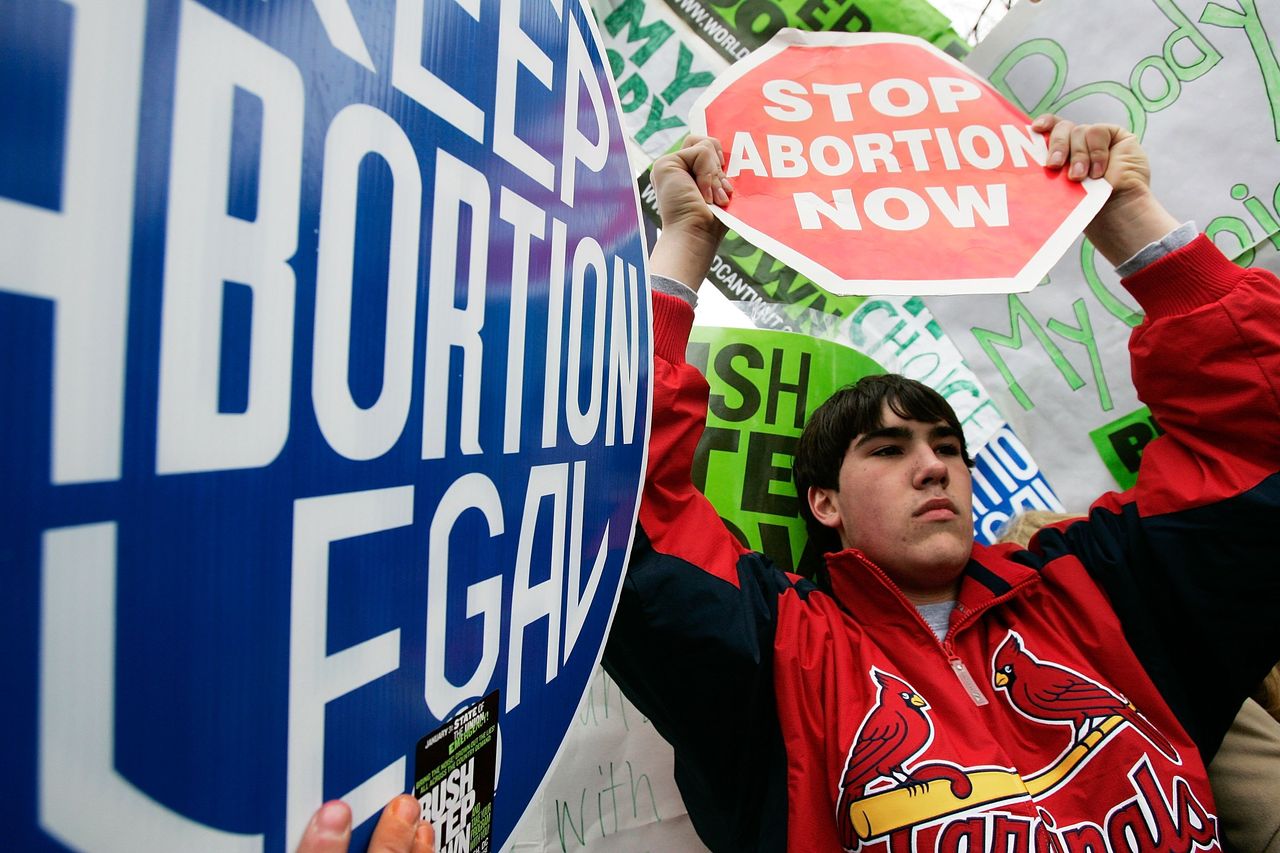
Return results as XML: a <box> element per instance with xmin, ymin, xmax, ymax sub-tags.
<box><xmin>914</xmin><ymin>449</ymin><xmax>950</xmax><ymax>489</ymax></box>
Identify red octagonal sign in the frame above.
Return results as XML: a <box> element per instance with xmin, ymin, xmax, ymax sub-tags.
<box><xmin>690</xmin><ymin>31</ymin><xmax>1110</xmax><ymax>296</ymax></box>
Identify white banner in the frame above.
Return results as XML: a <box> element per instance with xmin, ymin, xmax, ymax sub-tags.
<box><xmin>509</xmin><ymin>668</ymin><xmax>708</xmax><ymax>852</ymax></box>
<box><xmin>928</xmin><ymin>0</ymin><xmax>1280</xmax><ymax>509</ymax></box>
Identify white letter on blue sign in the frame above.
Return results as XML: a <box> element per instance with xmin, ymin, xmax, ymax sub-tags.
<box><xmin>606</xmin><ymin>255</ymin><xmax>641</xmax><ymax>447</ymax></box>
<box><xmin>156</xmin><ymin>1</ymin><xmax>303</xmax><ymax>474</ymax></box>
<box><xmin>287</xmin><ymin>486</ymin><xmax>413</xmax><ymax>851</ymax></box>
<box><xmin>0</xmin><ymin>0</ymin><xmax>144</xmax><ymax>484</ymax></box>
<box><xmin>422</xmin><ymin>150</ymin><xmax>490</xmax><ymax>461</ymax></box>
<box><xmin>425</xmin><ymin>474</ymin><xmax>504</xmax><ymax>719</ymax></box>
<box><xmin>39</xmin><ymin>522</ymin><xmax>264</xmax><ymax>852</ymax></box>
<box><xmin>565</xmin><ymin>236</ymin><xmax>607</xmax><ymax>446</ymax></box>
<box><xmin>563</xmin><ymin>461</ymin><xmax>610</xmax><ymax>664</ymax></box>
<box><xmin>507</xmin><ymin>463</ymin><xmax>569</xmax><ymax>711</ymax></box>
<box><xmin>495</xmin><ymin>0</ymin><xmax>560</xmax><ymax>190</ymax></box>
<box><xmin>541</xmin><ymin>219</ymin><xmax>568</xmax><ymax>449</ymax></box>
<box><xmin>560</xmin><ymin>20</ymin><xmax>609</xmax><ymax>207</ymax></box>
<box><xmin>309</xmin><ymin>0</ymin><xmax>376</xmax><ymax>71</ymax></box>
<box><xmin>498</xmin><ymin>188</ymin><xmax>547</xmax><ymax>455</ymax></box>
<box><xmin>392</xmin><ymin>0</ymin><xmax>485</xmax><ymax>142</ymax></box>
<box><xmin>313</xmin><ymin>104</ymin><xmax>422</xmax><ymax>461</ymax></box>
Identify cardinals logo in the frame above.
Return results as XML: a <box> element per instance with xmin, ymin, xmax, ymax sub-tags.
<box><xmin>836</xmin><ymin>669</ymin><xmax>979</xmax><ymax>848</ymax></box>
<box><xmin>992</xmin><ymin>631</ymin><xmax>1180</xmax><ymax>765</ymax></box>
<box><xmin>835</xmin><ymin>651</ymin><xmax>1201</xmax><ymax>851</ymax></box>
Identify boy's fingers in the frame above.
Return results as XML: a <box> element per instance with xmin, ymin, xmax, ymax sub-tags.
<box><xmin>654</xmin><ymin>136</ymin><xmax>732</xmax><ymax>208</ymax></box>
<box><xmin>1068</xmin><ymin>123</ymin><xmax>1089</xmax><ymax>180</ymax></box>
<box><xmin>681</xmin><ymin>134</ymin><xmax>724</xmax><ymax>165</ymax></box>
<box><xmin>1046</xmin><ymin>117</ymin><xmax>1073</xmax><ymax>169</ymax></box>
<box><xmin>706</xmin><ymin>134</ymin><xmax>725</xmax><ymax>162</ymax></box>
<box><xmin>683</xmin><ymin>138</ymin><xmax>729</xmax><ymax>205</ymax></box>
<box><xmin>1084</xmin><ymin>124</ymin><xmax>1113</xmax><ymax>179</ymax></box>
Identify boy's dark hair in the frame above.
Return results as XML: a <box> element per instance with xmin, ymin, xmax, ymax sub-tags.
<box><xmin>793</xmin><ymin>374</ymin><xmax>972</xmax><ymax>554</ymax></box>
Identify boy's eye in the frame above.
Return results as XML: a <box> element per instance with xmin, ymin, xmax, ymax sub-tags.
<box><xmin>871</xmin><ymin>446</ymin><xmax>902</xmax><ymax>457</ymax></box>
<box><xmin>936</xmin><ymin>443</ymin><xmax>962</xmax><ymax>456</ymax></box>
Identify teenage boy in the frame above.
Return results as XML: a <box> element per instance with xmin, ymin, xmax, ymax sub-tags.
<box><xmin>603</xmin><ymin>116</ymin><xmax>1280</xmax><ymax>851</ymax></box>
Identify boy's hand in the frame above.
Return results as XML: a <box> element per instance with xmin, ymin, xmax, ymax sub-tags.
<box><xmin>1034</xmin><ymin>113</ymin><xmax>1178</xmax><ymax>267</ymax></box>
<box><xmin>1035</xmin><ymin>113</ymin><xmax>1148</xmax><ymax>194</ymax></box>
<box><xmin>652</xmin><ymin>135</ymin><xmax>732</xmax><ymax>235</ymax></box>
<box><xmin>649</xmin><ymin>135</ymin><xmax>733</xmax><ymax>289</ymax></box>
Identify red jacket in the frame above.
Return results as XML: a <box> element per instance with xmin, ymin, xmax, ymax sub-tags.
<box><xmin>603</xmin><ymin>237</ymin><xmax>1280</xmax><ymax>852</ymax></box>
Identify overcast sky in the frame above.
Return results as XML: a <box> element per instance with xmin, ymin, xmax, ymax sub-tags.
<box><xmin>930</xmin><ymin>0</ymin><xmax>1019</xmax><ymax>45</ymax></box>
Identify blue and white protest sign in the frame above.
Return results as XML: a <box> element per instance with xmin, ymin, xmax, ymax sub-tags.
<box><xmin>0</xmin><ymin>1</ymin><xmax>652</xmax><ymax>850</ymax></box>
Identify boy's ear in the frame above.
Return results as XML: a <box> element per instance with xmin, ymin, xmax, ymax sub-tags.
<box><xmin>808</xmin><ymin>486</ymin><xmax>843</xmax><ymax>530</ymax></box>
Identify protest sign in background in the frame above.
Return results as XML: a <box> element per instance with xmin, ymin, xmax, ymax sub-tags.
<box><xmin>589</xmin><ymin>0</ymin><xmax>971</xmax><ymax>179</ymax></box>
<box><xmin>587</xmin><ymin>0</ymin><xmax>1081</xmax><ymax>536</ymax></box>
<box><xmin>688</xmin><ymin>326</ymin><xmax>884</xmax><ymax>568</ymax></box>
<box><xmin>692</xmin><ymin>30</ymin><xmax>1111</xmax><ymax>296</ymax></box>
<box><xmin>594</xmin><ymin>0</ymin><xmax>731</xmax><ymax>164</ymax></box>
<box><xmin>507</xmin><ymin>668</ymin><xmax>707</xmax><ymax>852</ymax></box>
<box><xmin>928</xmin><ymin>0</ymin><xmax>1280</xmax><ymax>509</ymax></box>
<box><xmin>660</xmin><ymin>0</ymin><xmax>965</xmax><ymax>63</ymax></box>
<box><xmin>0</xmin><ymin>1</ymin><xmax>650</xmax><ymax>850</ymax></box>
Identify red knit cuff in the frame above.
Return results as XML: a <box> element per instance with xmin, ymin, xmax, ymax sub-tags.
<box><xmin>652</xmin><ymin>292</ymin><xmax>695</xmax><ymax>364</ymax></box>
<box><xmin>1121</xmin><ymin>235</ymin><xmax>1240</xmax><ymax>321</ymax></box>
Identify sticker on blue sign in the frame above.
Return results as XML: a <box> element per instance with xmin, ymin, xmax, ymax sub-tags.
<box><xmin>0</xmin><ymin>1</ymin><xmax>651</xmax><ymax>851</ymax></box>
<box><xmin>416</xmin><ymin>692</ymin><xmax>499</xmax><ymax>853</ymax></box>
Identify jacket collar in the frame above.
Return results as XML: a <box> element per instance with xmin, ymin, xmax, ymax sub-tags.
<box><xmin>825</xmin><ymin>544</ymin><xmax>1041</xmax><ymax>634</ymax></box>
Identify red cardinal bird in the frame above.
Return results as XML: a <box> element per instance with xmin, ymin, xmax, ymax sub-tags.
<box><xmin>992</xmin><ymin>632</ymin><xmax>1179</xmax><ymax>763</ymax></box>
<box><xmin>838</xmin><ymin>669</ymin><xmax>935</xmax><ymax>800</ymax></box>
<box><xmin>836</xmin><ymin>670</ymin><xmax>971</xmax><ymax>847</ymax></box>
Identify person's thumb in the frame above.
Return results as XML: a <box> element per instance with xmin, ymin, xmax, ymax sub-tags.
<box><xmin>368</xmin><ymin>795</ymin><xmax>424</xmax><ymax>853</ymax></box>
<box><xmin>295</xmin><ymin>801</ymin><xmax>352</xmax><ymax>853</ymax></box>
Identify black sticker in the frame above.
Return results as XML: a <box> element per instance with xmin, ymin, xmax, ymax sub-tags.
<box><xmin>414</xmin><ymin>691</ymin><xmax>499</xmax><ymax>853</ymax></box>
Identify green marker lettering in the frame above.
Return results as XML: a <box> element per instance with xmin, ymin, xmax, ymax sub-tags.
<box><xmin>971</xmin><ymin>293</ymin><xmax>1085</xmax><ymax>411</ymax></box>
<box><xmin>1156</xmin><ymin>0</ymin><xmax>1222</xmax><ymax>82</ymax></box>
<box><xmin>1080</xmin><ymin>239</ymin><xmax>1143</xmax><ymax>328</ymax></box>
<box><xmin>660</xmin><ymin>43</ymin><xmax>715</xmax><ymax>103</ymax></box>
<box><xmin>1207</xmin><ymin>214</ymin><xmax>1258</xmax><ymax>265</ymax></box>
<box><xmin>603</xmin><ymin>0</ymin><xmax>673</xmax><ymax>66</ymax></box>
<box><xmin>634</xmin><ymin>97</ymin><xmax>684</xmax><ymax>144</ymax></box>
<box><xmin>1045</xmin><ymin>298</ymin><xmax>1113</xmax><ymax>412</ymax></box>
<box><xmin>1129</xmin><ymin>55</ymin><xmax>1181</xmax><ymax>112</ymax></box>
<box><xmin>1201</xmin><ymin>0</ymin><xmax>1280</xmax><ymax>140</ymax></box>
<box><xmin>1231</xmin><ymin>182</ymin><xmax>1280</xmax><ymax>248</ymax></box>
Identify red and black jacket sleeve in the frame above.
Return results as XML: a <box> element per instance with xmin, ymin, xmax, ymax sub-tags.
<box><xmin>1024</xmin><ymin>236</ymin><xmax>1280</xmax><ymax>757</ymax></box>
<box><xmin>602</xmin><ymin>291</ymin><xmax>808</xmax><ymax>852</ymax></box>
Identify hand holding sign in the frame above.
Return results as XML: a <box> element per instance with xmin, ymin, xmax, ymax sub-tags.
<box><xmin>650</xmin><ymin>136</ymin><xmax>735</xmax><ymax>289</ymax></box>
<box><xmin>1041</xmin><ymin>116</ymin><xmax>1181</xmax><ymax>268</ymax></box>
<box><xmin>688</xmin><ymin>31</ymin><xmax>1118</xmax><ymax>296</ymax></box>
<box><xmin>650</xmin><ymin>113</ymin><xmax>1167</xmax><ymax>303</ymax></box>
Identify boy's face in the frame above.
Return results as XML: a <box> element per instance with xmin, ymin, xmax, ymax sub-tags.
<box><xmin>808</xmin><ymin>403</ymin><xmax>974</xmax><ymax>602</ymax></box>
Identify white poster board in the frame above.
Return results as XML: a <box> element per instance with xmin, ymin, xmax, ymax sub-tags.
<box><xmin>927</xmin><ymin>0</ymin><xmax>1280</xmax><ymax>508</ymax></box>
